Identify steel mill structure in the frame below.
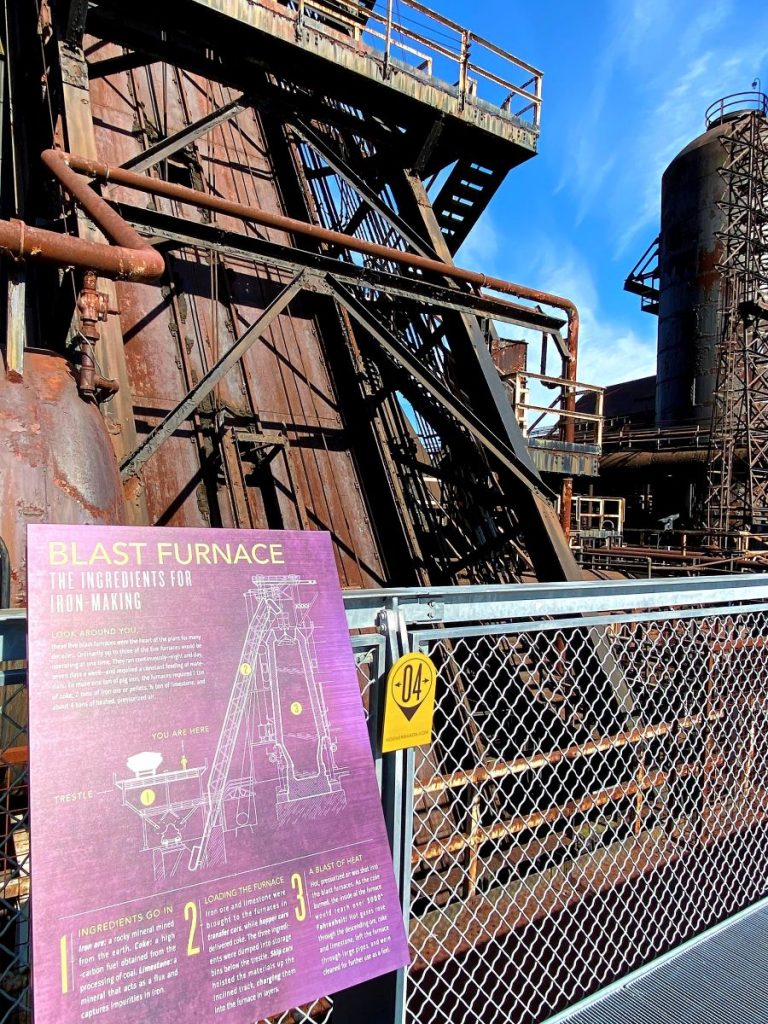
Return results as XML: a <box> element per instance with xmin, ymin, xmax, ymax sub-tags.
<box><xmin>0</xmin><ymin>0</ymin><xmax>606</xmax><ymax>606</ymax></box>
<box><xmin>5</xmin><ymin>6</ymin><xmax>768</xmax><ymax>1024</ymax></box>
<box><xmin>609</xmin><ymin>91</ymin><xmax>768</xmax><ymax>573</ymax></box>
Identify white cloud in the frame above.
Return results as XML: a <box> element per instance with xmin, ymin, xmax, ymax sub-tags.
<box><xmin>492</xmin><ymin>242</ymin><xmax>656</xmax><ymax>391</ymax></box>
<box><xmin>538</xmin><ymin>250</ymin><xmax>656</xmax><ymax>386</ymax></box>
<box><xmin>560</xmin><ymin>0</ymin><xmax>768</xmax><ymax>254</ymax></box>
<box><xmin>458</xmin><ymin>216</ymin><xmax>500</xmax><ymax>270</ymax></box>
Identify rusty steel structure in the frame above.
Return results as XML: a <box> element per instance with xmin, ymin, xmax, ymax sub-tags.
<box><xmin>598</xmin><ymin>93</ymin><xmax>768</xmax><ymax>574</ymax></box>
<box><xmin>705</xmin><ymin>97</ymin><xmax>768</xmax><ymax>535</ymax></box>
<box><xmin>4</xmin><ymin>10</ymin><xmax>768</xmax><ymax>1024</ymax></box>
<box><xmin>0</xmin><ymin>0</ymin><xmax>597</xmax><ymax>609</ymax></box>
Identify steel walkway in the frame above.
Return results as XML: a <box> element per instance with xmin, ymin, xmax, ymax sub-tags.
<box><xmin>546</xmin><ymin>897</ymin><xmax>768</xmax><ymax>1024</ymax></box>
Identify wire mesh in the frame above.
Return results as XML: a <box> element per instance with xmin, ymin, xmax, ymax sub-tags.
<box><xmin>6</xmin><ymin>597</ymin><xmax>768</xmax><ymax>1024</ymax></box>
<box><xmin>408</xmin><ymin>610</ymin><xmax>768</xmax><ymax>1024</ymax></box>
<box><xmin>0</xmin><ymin>674</ymin><xmax>30</xmax><ymax>1024</ymax></box>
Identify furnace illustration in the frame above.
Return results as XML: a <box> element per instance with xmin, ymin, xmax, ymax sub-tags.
<box><xmin>116</xmin><ymin>575</ymin><xmax>347</xmax><ymax>880</ymax></box>
<box><xmin>115</xmin><ymin>751</ymin><xmax>209</xmax><ymax>881</ymax></box>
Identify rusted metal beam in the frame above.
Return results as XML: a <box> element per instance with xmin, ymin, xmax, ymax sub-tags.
<box><xmin>0</xmin><ymin>218</ymin><xmax>162</xmax><ymax>281</ymax></box>
<box><xmin>120</xmin><ymin>272</ymin><xmax>307</xmax><ymax>480</ymax></box>
<box><xmin>328</xmin><ymin>278</ymin><xmax>552</xmax><ymax>498</ymax></box>
<box><xmin>420</xmin><ymin>709</ymin><xmax>724</xmax><ymax>795</ymax></box>
<box><xmin>5</xmin><ymin>272</ymin><xmax>25</xmax><ymax>380</ymax></box>
<box><xmin>58</xmin><ymin>149</ymin><xmax>579</xmax><ymax>352</ymax></box>
<box><xmin>121</xmin><ymin>93</ymin><xmax>250</xmax><ymax>172</ymax></box>
<box><xmin>54</xmin><ymin>41</ymin><xmax>145</xmax><ymax>499</ymax></box>
<box><xmin>88</xmin><ymin>51</ymin><xmax>157</xmax><ymax>79</ymax></box>
<box><xmin>42</xmin><ymin>149</ymin><xmax>165</xmax><ymax>273</ymax></box>
<box><xmin>0</xmin><ymin>150</ymin><xmax>165</xmax><ymax>281</ymax></box>
<box><xmin>112</xmin><ymin>200</ymin><xmax>566</xmax><ymax>333</ymax></box>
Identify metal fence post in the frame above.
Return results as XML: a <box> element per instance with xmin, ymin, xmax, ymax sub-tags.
<box><xmin>458</xmin><ymin>30</ymin><xmax>470</xmax><ymax>108</ymax></box>
<box><xmin>334</xmin><ymin>602</ymin><xmax>412</xmax><ymax>1024</ymax></box>
<box><xmin>383</xmin><ymin>0</ymin><xmax>394</xmax><ymax>80</ymax></box>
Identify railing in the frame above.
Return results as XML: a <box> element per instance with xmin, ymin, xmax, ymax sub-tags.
<box><xmin>8</xmin><ymin>574</ymin><xmax>768</xmax><ymax>1022</ymax></box>
<box><xmin>276</xmin><ymin>0</ymin><xmax>543</xmax><ymax>128</ymax></box>
<box><xmin>504</xmin><ymin>369</ymin><xmax>605</xmax><ymax>448</ymax></box>
<box><xmin>624</xmin><ymin>234</ymin><xmax>660</xmax><ymax>315</ymax></box>
<box><xmin>602</xmin><ymin>421</ymin><xmax>710</xmax><ymax>451</ymax></box>
<box><xmin>705</xmin><ymin>91</ymin><xmax>768</xmax><ymax>128</ymax></box>
<box><xmin>571</xmin><ymin>495</ymin><xmax>625</xmax><ymax>545</ymax></box>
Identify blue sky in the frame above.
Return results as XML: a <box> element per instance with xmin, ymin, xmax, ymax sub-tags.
<box><xmin>431</xmin><ymin>0</ymin><xmax>768</xmax><ymax>388</ymax></box>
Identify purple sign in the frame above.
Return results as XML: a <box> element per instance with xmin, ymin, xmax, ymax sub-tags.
<box><xmin>27</xmin><ymin>524</ymin><xmax>409</xmax><ymax>1024</ymax></box>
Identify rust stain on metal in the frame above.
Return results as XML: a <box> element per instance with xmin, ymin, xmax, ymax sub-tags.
<box><xmin>697</xmin><ymin>240</ymin><xmax>723</xmax><ymax>295</ymax></box>
<box><xmin>0</xmin><ymin>351</ymin><xmax>126</xmax><ymax>606</ymax></box>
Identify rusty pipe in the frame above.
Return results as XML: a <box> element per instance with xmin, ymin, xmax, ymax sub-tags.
<box><xmin>59</xmin><ymin>150</ymin><xmax>580</xmax><ymax>359</ymax></box>
<box><xmin>601</xmin><ymin>449</ymin><xmax>747</xmax><ymax>472</ymax></box>
<box><xmin>0</xmin><ymin>150</ymin><xmax>165</xmax><ymax>281</ymax></box>
<box><xmin>0</xmin><ymin>218</ymin><xmax>164</xmax><ymax>281</ymax></box>
<box><xmin>41</xmin><ymin>149</ymin><xmax>162</xmax><ymax>260</ymax></box>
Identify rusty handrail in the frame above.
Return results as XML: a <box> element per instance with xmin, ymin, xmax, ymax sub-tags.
<box><xmin>278</xmin><ymin>0</ymin><xmax>543</xmax><ymax>125</ymax></box>
<box><xmin>705</xmin><ymin>91</ymin><xmax>768</xmax><ymax>128</ymax></box>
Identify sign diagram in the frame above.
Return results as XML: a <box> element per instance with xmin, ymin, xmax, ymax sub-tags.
<box><xmin>27</xmin><ymin>525</ymin><xmax>409</xmax><ymax>1024</ymax></box>
<box><xmin>115</xmin><ymin>576</ymin><xmax>347</xmax><ymax>881</ymax></box>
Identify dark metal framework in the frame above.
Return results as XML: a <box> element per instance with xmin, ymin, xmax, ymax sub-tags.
<box><xmin>624</xmin><ymin>235</ymin><xmax>660</xmax><ymax>316</ymax></box>
<box><xmin>37</xmin><ymin>0</ymin><xmax>576</xmax><ymax>583</ymax></box>
<box><xmin>0</xmin><ymin>0</ymin><xmax>583</xmax><ymax>590</ymax></box>
<box><xmin>706</xmin><ymin>109</ymin><xmax>768</xmax><ymax>534</ymax></box>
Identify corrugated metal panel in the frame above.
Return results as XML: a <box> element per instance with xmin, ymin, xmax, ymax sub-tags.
<box><xmin>550</xmin><ymin>899</ymin><xmax>768</xmax><ymax>1024</ymax></box>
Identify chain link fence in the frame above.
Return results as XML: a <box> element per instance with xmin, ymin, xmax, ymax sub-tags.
<box><xmin>0</xmin><ymin>615</ymin><xmax>386</xmax><ymax>1024</ymax></box>
<box><xmin>406</xmin><ymin>599</ymin><xmax>768</xmax><ymax>1024</ymax></box>
<box><xmin>0</xmin><ymin>612</ymin><xmax>29</xmax><ymax>1024</ymax></box>
<box><xmin>6</xmin><ymin>579</ymin><xmax>768</xmax><ymax>1024</ymax></box>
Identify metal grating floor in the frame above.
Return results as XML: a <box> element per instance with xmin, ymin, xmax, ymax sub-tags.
<box><xmin>549</xmin><ymin>899</ymin><xmax>768</xmax><ymax>1024</ymax></box>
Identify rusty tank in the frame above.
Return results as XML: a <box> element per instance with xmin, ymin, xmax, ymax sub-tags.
<box><xmin>0</xmin><ymin>350</ymin><xmax>126</xmax><ymax>606</ymax></box>
<box><xmin>656</xmin><ymin>95</ymin><xmax>768</xmax><ymax>428</ymax></box>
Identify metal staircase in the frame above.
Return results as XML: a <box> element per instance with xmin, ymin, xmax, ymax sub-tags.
<box><xmin>431</xmin><ymin>159</ymin><xmax>507</xmax><ymax>253</ymax></box>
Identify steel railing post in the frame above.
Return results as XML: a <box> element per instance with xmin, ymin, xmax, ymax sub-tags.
<box><xmin>334</xmin><ymin>602</ymin><xmax>410</xmax><ymax>1024</ymax></box>
<box><xmin>383</xmin><ymin>0</ymin><xmax>394</xmax><ymax>79</ymax></box>
<box><xmin>459</xmin><ymin>30</ymin><xmax>469</xmax><ymax>108</ymax></box>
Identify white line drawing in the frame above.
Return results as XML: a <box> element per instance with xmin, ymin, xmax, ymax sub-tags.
<box><xmin>115</xmin><ymin>753</ymin><xmax>208</xmax><ymax>881</ymax></box>
<box><xmin>115</xmin><ymin>575</ymin><xmax>347</xmax><ymax>881</ymax></box>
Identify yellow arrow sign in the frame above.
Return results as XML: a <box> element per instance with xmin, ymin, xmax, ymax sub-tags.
<box><xmin>381</xmin><ymin>652</ymin><xmax>437</xmax><ymax>753</ymax></box>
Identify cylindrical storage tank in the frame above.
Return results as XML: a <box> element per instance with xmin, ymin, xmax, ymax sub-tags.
<box><xmin>656</xmin><ymin>122</ymin><xmax>729</xmax><ymax>428</ymax></box>
<box><xmin>0</xmin><ymin>349</ymin><xmax>126</xmax><ymax>606</ymax></box>
<box><xmin>656</xmin><ymin>94</ymin><xmax>768</xmax><ymax>428</ymax></box>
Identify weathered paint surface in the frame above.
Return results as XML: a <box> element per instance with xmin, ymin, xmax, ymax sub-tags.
<box><xmin>0</xmin><ymin>351</ymin><xmax>126</xmax><ymax>606</ymax></box>
<box><xmin>87</xmin><ymin>49</ymin><xmax>388</xmax><ymax>588</ymax></box>
<box><xmin>657</xmin><ymin>122</ymin><xmax>730</xmax><ymax>428</ymax></box>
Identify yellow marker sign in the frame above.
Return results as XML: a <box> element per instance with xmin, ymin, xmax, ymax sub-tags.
<box><xmin>140</xmin><ymin>789</ymin><xmax>156</xmax><ymax>807</ymax></box>
<box><xmin>381</xmin><ymin>652</ymin><xmax>437</xmax><ymax>753</ymax></box>
<box><xmin>290</xmin><ymin>701</ymin><xmax>303</xmax><ymax>716</ymax></box>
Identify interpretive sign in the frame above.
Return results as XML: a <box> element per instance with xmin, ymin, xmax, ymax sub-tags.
<box><xmin>27</xmin><ymin>524</ymin><xmax>409</xmax><ymax>1024</ymax></box>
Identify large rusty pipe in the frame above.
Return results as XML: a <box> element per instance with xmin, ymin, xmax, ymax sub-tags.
<box><xmin>58</xmin><ymin>150</ymin><xmax>580</xmax><ymax>364</ymax></box>
<box><xmin>0</xmin><ymin>151</ymin><xmax>165</xmax><ymax>281</ymax></box>
<box><xmin>0</xmin><ymin>218</ymin><xmax>163</xmax><ymax>281</ymax></box>
<box><xmin>41</xmin><ymin>150</ymin><xmax>162</xmax><ymax>260</ymax></box>
<box><xmin>600</xmin><ymin>449</ymin><xmax>746</xmax><ymax>472</ymax></box>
